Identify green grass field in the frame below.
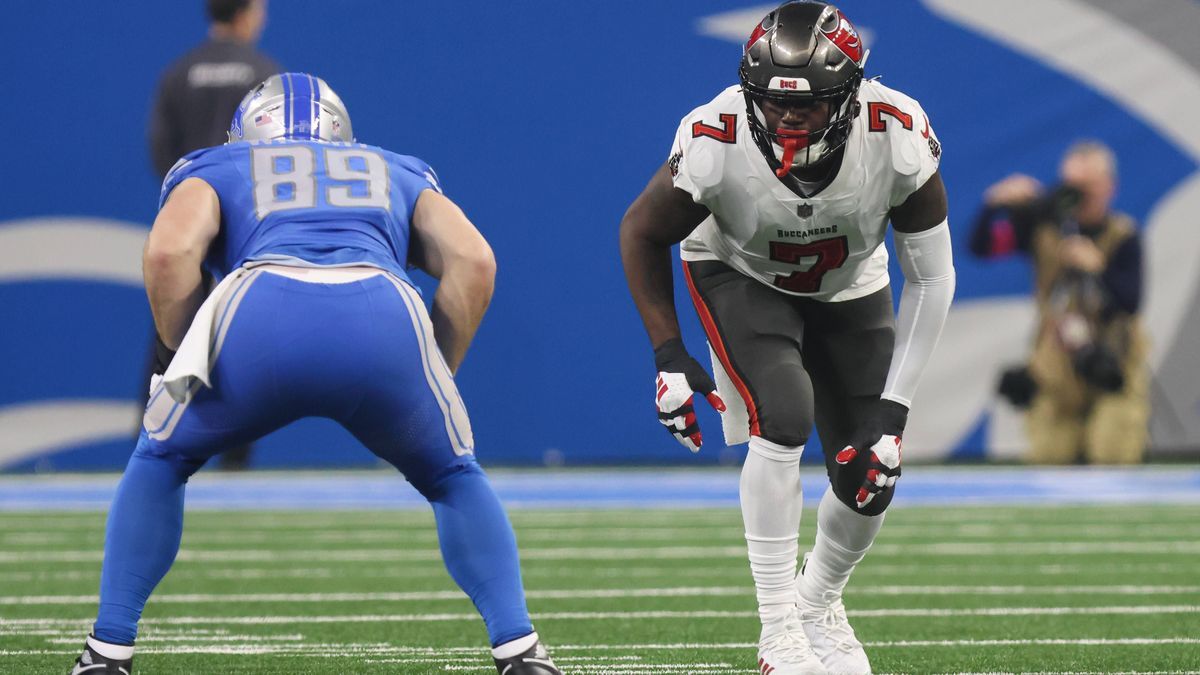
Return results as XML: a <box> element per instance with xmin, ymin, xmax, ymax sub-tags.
<box><xmin>2</xmin><ymin>504</ymin><xmax>1198</xmax><ymax>673</ymax></box>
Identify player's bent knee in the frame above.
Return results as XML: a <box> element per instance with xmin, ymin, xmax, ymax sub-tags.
<box><xmin>748</xmin><ymin>435</ymin><xmax>805</xmax><ymax>463</ymax></box>
<box><xmin>130</xmin><ymin>434</ymin><xmax>206</xmax><ymax>478</ymax></box>
<box><xmin>831</xmin><ymin>458</ymin><xmax>893</xmax><ymax>516</ymax></box>
<box><xmin>754</xmin><ymin>421</ymin><xmax>809</xmax><ymax>451</ymax></box>
<box><xmin>409</xmin><ymin>459</ymin><xmax>484</xmax><ymax>502</ymax></box>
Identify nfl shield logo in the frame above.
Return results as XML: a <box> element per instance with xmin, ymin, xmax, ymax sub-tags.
<box><xmin>797</xmin><ymin>203</ymin><xmax>813</xmax><ymax>218</ymax></box>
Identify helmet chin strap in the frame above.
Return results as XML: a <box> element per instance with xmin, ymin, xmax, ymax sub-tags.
<box><xmin>775</xmin><ymin>128</ymin><xmax>811</xmax><ymax>178</ymax></box>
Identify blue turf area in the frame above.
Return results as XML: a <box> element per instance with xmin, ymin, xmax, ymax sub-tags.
<box><xmin>0</xmin><ymin>466</ymin><xmax>1197</xmax><ymax>511</ymax></box>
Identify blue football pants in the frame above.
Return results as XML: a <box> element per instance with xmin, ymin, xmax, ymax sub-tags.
<box><xmin>93</xmin><ymin>270</ymin><xmax>532</xmax><ymax>648</ymax></box>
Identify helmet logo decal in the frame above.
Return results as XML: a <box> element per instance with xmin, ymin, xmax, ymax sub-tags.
<box><xmin>821</xmin><ymin>10</ymin><xmax>864</xmax><ymax>64</ymax></box>
<box><xmin>767</xmin><ymin>76</ymin><xmax>812</xmax><ymax>92</ymax></box>
<box><xmin>745</xmin><ymin>19</ymin><xmax>769</xmax><ymax>52</ymax></box>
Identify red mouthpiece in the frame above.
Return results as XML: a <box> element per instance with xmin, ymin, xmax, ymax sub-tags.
<box><xmin>775</xmin><ymin>129</ymin><xmax>810</xmax><ymax>178</ymax></box>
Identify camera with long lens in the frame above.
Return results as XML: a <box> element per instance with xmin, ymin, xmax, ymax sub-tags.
<box><xmin>994</xmin><ymin>183</ymin><xmax>1085</xmax><ymax>249</ymax></box>
<box><xmin>1019</xmin><ymin>183</ymin><xmax>1084</xmax><ymax>230</ymax></box>
<box><xmin>1045</xmin><ymin>183</ymin><xmax>1084</xmax><ymax>230</ymax></box>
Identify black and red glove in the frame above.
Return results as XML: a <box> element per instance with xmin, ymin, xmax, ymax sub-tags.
<box><xmin>835</xmin><ymin>399</ymin><xmax>908</xmax><ymax>509</ymax></box>
<box><xmin>653</xmin><ymin>338</ymin><xmax>726</xmax><ymax>453</ymax></box>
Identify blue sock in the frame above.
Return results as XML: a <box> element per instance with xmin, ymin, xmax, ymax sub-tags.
<box><xmin>427</xmin><ymin>465</ymin><xmax>533</xmax><ymax>647</ymax></box>
<box><xmin>93</xmin><ymin>441</ymin><xmax>193</xmax><ymax>645</ymax></box>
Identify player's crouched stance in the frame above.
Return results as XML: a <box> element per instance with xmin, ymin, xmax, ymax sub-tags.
<box><xmin>621</xmin><ymin>3</ymin><xmax>954</xmax><ymax>673</ymax></box>
<box><xmin>71</xmin><ymin>74</ymin><xmax>559</xmax><ymax>675</ymax></box>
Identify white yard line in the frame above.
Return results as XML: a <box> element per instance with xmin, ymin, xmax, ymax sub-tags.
<box><xmin>363</xmin><ymin>658</ymin><xmax>747</xmax><ymax>673</ymax></box>
<box><xmin>5</xmin><ymin>585</ymin><xmax>1200</xmax><ymax>606</ymax></box>
<box><xmin>0</xmin><ymin>587</ymin><xmax>748</xmax><ymax>605</ymax></box>
<box><xmin>2</xmin><ymin>605</ymin><xmax>1197</xmax><ymax>628</ymax></box>
<box><xmin>9</xmin><ymin>560</ymin><xmax>1195</xmax><ymax>584</ymax></box>
<box><xmin>4</xmin><ymin>540</ymin><xmax>1200</xmax><ymax>565</ymax></box>
<box><xmin>855</xmin><ymin>562</ymin><xmax>1195</xmax><ymax>577</ymax></box>
<box><xmin>8</xmin><ymin>523</ymin><xmax>1199</xmax><ymax>547</ymax></box>
<box><xmin>863</xmin><ymin>585</ymin><xmax>1200</xmax><ymax>596</ymax></box>
<box><xmin>0</xmin><ymin>565</ymin><xmax>747</xmax><ymax>584</ymax></box>
<box><xmin>852</xmin><ymin>605</ymin><xmax>1200</xmax><ymax>618</ymax></box>
<box><xmin>514</xmin><ymin>638</ymin><xmax>1200</xmax><ymax>650</ymax></box>
<box><xmin>5</xmin><ymin>508</ymin><xmax>1196</xmax><ymax>530</ymax></box>
<box><xmin>16</xmin><ymin>652</ymin><xmax>1193</xmax><ymax>675</ymax></box>
<box><xmin>6</xmin><ymin>637</ymin><xmax>1199</xmax><ymax>655</ymax></box>
<box><xmin>877</xmin><ymin>524</ymin><xmax>1200</xmax><ymax>538</ymax></box>
<box><xmin>868</xmin><ymin>541</ymin><xmax>1200</xmax><ymax>555</ymax></box>
<box><xmin>871</xmin><ymin>637</ymin><xmax>1200</xmax><ymax>647</ymax></box>
<box><xmin>372</xmin><ymin>663</ymin><xmax>746</xmax><ymax>674</ymax></box>
<box><xmin>44</xmin><ymin>634</ymin><xmax>304</xmax><ymax>644</ymax></box>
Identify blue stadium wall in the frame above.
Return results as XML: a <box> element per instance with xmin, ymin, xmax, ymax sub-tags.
<box><xmin>2</xmin><ymin>1</ymin><xmax>1197</xmax><ymax>471</ymax></box>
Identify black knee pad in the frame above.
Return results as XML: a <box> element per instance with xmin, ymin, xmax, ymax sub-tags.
<box><xmin>757</xmin><ymin>398</ymin><xmax>812</xmax><ymax>448</ymax></box>
<box><xmin>746</xmin><ymin>364</ymin><xmax>814</xmax><ymax>449</ymax></box>
<box><xmin>830</xmin><ymin>452</ymin><xmax>894</xmax><ymax>517</ymax></box>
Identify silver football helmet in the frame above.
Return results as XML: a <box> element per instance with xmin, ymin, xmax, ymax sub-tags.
<box><xmin>740</xmin><ymin>1</ymin><xmax>867</xmax><ymax>174</ymax></box>
<box><xmin>228</xmin><ymin>72</ymin><xmax>354</xmax><ymax>143</ymax></box>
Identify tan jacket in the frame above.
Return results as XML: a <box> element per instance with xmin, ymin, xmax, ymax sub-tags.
<box><xmin>1027</xmin><ymin>214</ymin><xmax>1148</xmax><ymax>413</ymax></box>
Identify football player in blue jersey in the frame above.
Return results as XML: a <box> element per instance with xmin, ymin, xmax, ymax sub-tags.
<box><xmin>71</xmin><ymin>73</ymin><xmax>560</xmax><ymax>675</ymax></box>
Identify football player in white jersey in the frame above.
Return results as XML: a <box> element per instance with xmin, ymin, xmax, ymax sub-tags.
<box><xmin>620</xmin><ymin>2</ymin><xmax>955</xmax><ymax>673</ymax></box>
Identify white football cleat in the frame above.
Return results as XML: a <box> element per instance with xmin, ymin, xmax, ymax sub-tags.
<box><xmin>797</xmin><ymin>592</ymin><xmax>871</xmax><ymax>674</ymax></box>
<box><xmin>757</xmin><ymin>610</ymin><xmax>826</xmax><ymax>674</ymax></box>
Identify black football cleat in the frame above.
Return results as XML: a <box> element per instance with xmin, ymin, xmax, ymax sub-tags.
<box><xmin>70</xmin><ymin>637</ymin><xmax>132</xmax><ymax>674</ymax></box>
<box><xmin>493</xmin><ymin>640</ymin><xmax>561</xmax><ymax>674</ymax></box>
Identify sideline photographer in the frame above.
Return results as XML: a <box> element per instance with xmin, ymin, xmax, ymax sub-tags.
<box><xmin>971</xmin><ymin>141</ymin><xmax>1149</xmax><ymax>464</ymax></box>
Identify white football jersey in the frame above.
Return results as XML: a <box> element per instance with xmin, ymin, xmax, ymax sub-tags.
<box><xmin>670</xmin><ymin>79</ymin><xmax>941</xmax><ymax>302</ymax></box>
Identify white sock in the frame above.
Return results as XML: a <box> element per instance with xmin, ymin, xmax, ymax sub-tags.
<box><xmin>741</xmin><ymin>437</ymin><xmax>804</xmax><ymax>632</ymax></box>
<box><xmin>492</xmin><ymin>631</ymin><xmax>538</xmax><ymax>659</ymax></box>
<box><xmin>798</xmin><ymin>487</ymin><xmax>884</xmax><ymax>606</ymax></box>
<box><xmin>86</xmin><ymin>635</ymin><xmax>134</xmax><ymax>661</ymax></box>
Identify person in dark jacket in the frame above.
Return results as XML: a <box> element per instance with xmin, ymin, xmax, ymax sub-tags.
<box><xmin>149</xmin><ymin>0</ymin><xmax>278</xmax><ymax>178</ymax></box>
<box><xmin>972</xmin><ymin>140</ymin><xmax>1148</xmax><ymax>464</ymax></box>
<box><xmin>143</xmin><ymin>0</ymin><xmax>278</xmax><ymax>468</ymax></box>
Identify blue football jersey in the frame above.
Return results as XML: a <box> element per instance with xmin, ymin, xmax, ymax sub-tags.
<box><xmin>159</xmin><ymin>139</ymin><xmax>442</xmax><ymax>283</ymax></box>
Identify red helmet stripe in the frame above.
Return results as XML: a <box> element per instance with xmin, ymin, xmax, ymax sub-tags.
<box><xmin>746</xmin><ymin>21</ymin><xmax>768</xmax><ymax>53</ymax></box>
<box><xmin>820</xmin><ymin>9</ymin><xmax>864</xmax><ymax>64</ymax></box>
